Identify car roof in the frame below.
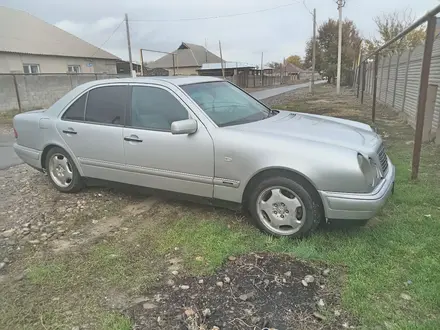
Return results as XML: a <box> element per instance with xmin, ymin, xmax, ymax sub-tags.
<box><xmin>84</xmin><ymin>75</ymin><xmax>223</xmax><ymax>87</ymax></box>
<box><xmin>46</xmin><ymin>76</ymin><xmax>224</xmax><ymax>116</ymax></box>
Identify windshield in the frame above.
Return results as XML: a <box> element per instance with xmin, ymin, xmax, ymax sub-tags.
<box><xmin>181</xmin><ymin>81</ymin><xmax>271</xmax><ymax>127</ymax></box>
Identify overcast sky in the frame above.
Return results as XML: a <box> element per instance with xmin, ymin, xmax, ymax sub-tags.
<box><xmin>1</xmin><ymin>0</ymin><xmax>439</xmax><ymax>64</ymax></box>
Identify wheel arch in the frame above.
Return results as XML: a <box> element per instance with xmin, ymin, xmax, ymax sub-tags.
<box><xmin>242</xmin><ymin>167</ymin><xmax>323</xmax><ymax>210</ymax></box>
<box><xmin>40</xmin><ymin>144</ymin><xmax>84</xmax><ymax>176</ymax></box>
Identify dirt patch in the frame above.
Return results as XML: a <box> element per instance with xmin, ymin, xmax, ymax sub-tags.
<box><xmin>128</xmin><ymin>253</ymin><xmax>352</xmax><ymax>330</ymax></box>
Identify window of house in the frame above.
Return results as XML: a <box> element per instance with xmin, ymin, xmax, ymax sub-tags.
<box><xmin>62</xmin><ymin>93</ymin><xmax>87</xmax><ymax>121</ymax></box>
<box><xmin>23</xmin><ymin>64</ymin><xmax>40</xmax><ymax>74</ymax></box>
<box><xmin>130</xmin><ymin>86</ymin><xmax>188</xmax><ymax>131</ymax></box>
<box><xmin>85</xmin><ymin>86</ymin><xmax>127</xmax><ymax>125</ymax></box>
<box><xmin>68</xmin><ymin>65</ymin><xmax>81</xmax><ymax>73</ymax></box>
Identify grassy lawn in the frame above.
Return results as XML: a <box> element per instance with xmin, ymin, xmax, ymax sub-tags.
<box><xmin>1</xmin><ymin>85</ymin><xmax>439</xmax><ymax>329</ymax></box>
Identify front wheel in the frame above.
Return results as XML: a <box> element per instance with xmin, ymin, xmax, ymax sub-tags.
<box><xmin>248</xmin><ymin>176</ymin><xmax>322</xmax><ymax>238</ymax></box>
<box><xmin>45</xmin><ymin>147</ymin><xmax>83</xmax><ymax>193</ymax></box>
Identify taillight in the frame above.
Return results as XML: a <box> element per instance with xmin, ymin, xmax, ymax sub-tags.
<box><xmin>13</xmin><ymin>128</ymin><xmax>18</xmax><ymax>138</ymax></box>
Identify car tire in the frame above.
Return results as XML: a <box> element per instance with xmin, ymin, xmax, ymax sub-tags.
<box><xmin>248</xmin><ymin>176</ymin><xmax>322</xmax><ymax>238</ymax></box>
<box><xmin>45</xmin><ymin>147</ymin><xmax>83</xmax><ymax>193</ymax></box>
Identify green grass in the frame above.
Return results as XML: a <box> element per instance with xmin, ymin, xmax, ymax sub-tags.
<box><xmin>1</xmin><ymin>86</ymin><xmax>439</xmax><ymax>329</ymax></box>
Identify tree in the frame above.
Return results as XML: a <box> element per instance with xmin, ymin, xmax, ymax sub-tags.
<box><xmin>267</xmin><ymin>62</ymin><xmax>282</xmax><ymax>70</ymax></box>
<box><xmin>367</xmin><ymin>10</ymin><xmax>425</xmax><ymax>53</ymax></box>
<box><xmin>306</xmin><ymin>18</ymin><xmax>361</xmax><ymax>83</ymax></box>
<box><xmin>286</xmin><ymin>55</ymin><xmax>303</xmax><ymax>68</ymax></box>
<box><xmin>304</xmin><ymin>38</ymin><xmax>322</xmax><ymax>71</ymax></box>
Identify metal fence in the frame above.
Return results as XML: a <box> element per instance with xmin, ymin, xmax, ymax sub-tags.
<box><xmin>359</xmin><ymin>38</ymin><xmax>440</xmax><ymax>135</ymax></box>
<box><xmin>353</xmin><ymin>4</ymin><xmax>440</xmax><ymax>179</ymax></box>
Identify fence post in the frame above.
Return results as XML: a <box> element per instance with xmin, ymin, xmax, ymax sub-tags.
<box><xmin>385</xmin><ymin>55</ymin><xmax>392</xmax><ymax>104</ymax></box>
<box><xmin>12</xmin><ymin>74</ymin><xmax>22</xmax><ymax>113</ymax></box>
<box><xmin>372</xmin><ymin>53</ymin><xmax>379</xmax><ymax>123</ymax></box>
<box><xmin>436</xmin><ymin>120</ymin><xmax>440</xmax><ymax>145</ymax></box>
<box><xmin>392</xmin><ymin>53</ymin><xmax>401</xmax><ymax>108</ymax></box>
<box><xmin>356</xmin><ymin>61</ymin><xmax>362</xmax><ymax>97</ymax></box>
<box><xmin>361</xmin><ymin>62</ymin><xmax>366</xmax><ymax>104</ymax></box>
<box><xmin>366</xmin><ymin>63</ymin><xmax>370</xmax><ymax>93</ymax></box>
<box><xmin>412</xmin><ymin>15</ymin><xmax>436</xmax><ymax>180</ymax></box>
<box><xmin>423</xmin><ymin>84</ymin><xmax>438</xmax><ymax>142</ymax></box>
<box><xmin>378</xmin><ymin>55</ymin><xmax>385</xmax><ymax>100</ymax></box>
<box><xmin>401</xmin><ymin>49</ymin><xmax>412</xmax><ymax>112</ymax></box>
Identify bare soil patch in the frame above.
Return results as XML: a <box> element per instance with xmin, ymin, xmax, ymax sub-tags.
<box><xmin>128</xmin><ymin>253</ymin><xmax>351</xmax><ymax>330</ymax></box>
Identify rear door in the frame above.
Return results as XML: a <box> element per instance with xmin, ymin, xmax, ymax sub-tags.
<box><xmin>56</xmin><ymin>84</ymin><xmax>128</xmax><ymax>180</ymax></box>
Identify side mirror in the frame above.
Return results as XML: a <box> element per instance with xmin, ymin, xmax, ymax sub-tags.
<box><xmin>171</xmin><ymin>119</ymin><xmax>198</xmax><ymax>135</ymax></box>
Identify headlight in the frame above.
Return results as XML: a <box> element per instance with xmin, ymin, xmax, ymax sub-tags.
<box><xmin>357</xmin><ymin>153</ymin><xmax>380</xmax><ymax>187</ymax></box>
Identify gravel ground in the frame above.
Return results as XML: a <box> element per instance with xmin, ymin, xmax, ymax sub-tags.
<box><xmin>0</xmin><ymin>164</ymin><xmax>142</xmax><ymax>264</ymax></box>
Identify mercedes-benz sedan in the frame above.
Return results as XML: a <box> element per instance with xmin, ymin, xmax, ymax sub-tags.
<box><xmin>13</xmin><ymin>77</ymin><xmax>395</xmax><ymax>238</ymax></box>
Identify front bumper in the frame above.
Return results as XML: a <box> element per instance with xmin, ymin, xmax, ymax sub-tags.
<box><xmin>319</xmin><ymin>157</ymin><xmax>395</xmax><ymax>220</ymax></box>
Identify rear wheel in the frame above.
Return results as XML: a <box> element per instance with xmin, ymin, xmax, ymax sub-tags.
<box><xmin>45</xmin><ymin>147</ymin><xmax>83</xmax><ymax>193</ymax></box>
<box><xmin>248</xmin><ymin>176</ymin><xmax>322</xmax><ymax>238</ymax></box>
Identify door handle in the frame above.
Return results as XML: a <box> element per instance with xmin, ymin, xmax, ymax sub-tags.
<box><xmin>62</xmin><ymin>129</ymin><xmax>77</xmax><ymax>135</ymax></box>
<box><xmin>124</xmin><ymin>136</ymin><xmax>143</xmax><ymax>143</ymax></box>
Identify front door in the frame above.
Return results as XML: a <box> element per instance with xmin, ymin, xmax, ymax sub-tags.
<box><xmin>56</xmin><ymin>84</ymin><xmax>128</xmax><ymax>180</ymax></box>
<box><xmin>122</xmin><ymin>84</ymin><xmax>214</xmax><ymax>197</ymax></box>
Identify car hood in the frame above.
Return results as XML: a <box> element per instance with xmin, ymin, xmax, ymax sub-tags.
<box><xmin>227</xmin><ymin>110</ymin><xmax>380</xmax><ymax>151</ymax></box>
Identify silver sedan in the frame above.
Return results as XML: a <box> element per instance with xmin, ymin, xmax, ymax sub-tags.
<box><xmin>13</xmin><ymin>77</ymin><xmax>395</xmax><ymax>238</ymax></box>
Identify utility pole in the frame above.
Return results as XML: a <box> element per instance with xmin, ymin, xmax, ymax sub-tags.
<box><xmin>125</xmin><ymin>13</ymin><xmax>133</xmax><ymax>76</ymax></box>
<box><xmin>311</xmin><ymin>8</ymin><xmax>317</xmax><ymax>94</ymax></box>
<box><xmin>261</xmin><ymin>52</ymin><xmax>264</xmax><ymax>86</ymax></box>
<box><xmin>219</xmin><ymin>41</ymin><xmax>225</xmax><ymax>79</ymax></box>
<box><xmin>205</xmin><ymin>38</ymin><xmax>208</xmax><ymax>63</ymax></box>
<box><xmin>336</xmin><ymin>0</ymin><xmax>344</xmax><ymax>94</ymax></box>
<box><xmin>139</xmin><ymin>49</ymin><xmax>144</xmax><ymax>76</ymax></box>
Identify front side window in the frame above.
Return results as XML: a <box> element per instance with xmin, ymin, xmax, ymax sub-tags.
<box><xmin>23</xmin><ymin>64</ymin><xmax>40</xmax><ymax>74</ymax></box>
<box><xmin>181</xmin><ymin>81</ymin><xmax>270</xmax><ymax>127</ymax></box>
<box><xmin>85</xmin><ymin>86</ymin><xmax>127</xmax><ymax>125</ymax></box>
<box><xmin>62</xmin><ymin>93</ymin><xmax>87</xmax><ymax>121</ymax></box>
<box><xmin>68</xmin><ymin>65</ymin><xmax>81</xmax><ymax>73</ymax></box>
<box><xmin>130</xmin><ymin>86</ymin><xmax>188</xmax><ymax>131</ymax></box>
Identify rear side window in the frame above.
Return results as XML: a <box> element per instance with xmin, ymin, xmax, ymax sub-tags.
<box><xmin>62</xmin><ymin>94</ymin><xmax>86</xmax><ymax>121</ymax></box>
<box><xmin>85</xmin><ymin>86</ymin><xmax>127</xmax><ymax>125</ymax></box>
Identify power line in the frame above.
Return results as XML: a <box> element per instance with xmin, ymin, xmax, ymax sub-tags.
<box><xmin>129</xmin><ymin>2</ymin><xmax>301</xmax><ymax>22</ymax></box>
<box><xmin>302</xmin><ymin>0</ymin><xmax>313</xmax><ymax>16</ymax></box>
<box><xmin>90</xmin><ymin>19</ymin><xmax>124</xmax><ymax>58</ymax></box>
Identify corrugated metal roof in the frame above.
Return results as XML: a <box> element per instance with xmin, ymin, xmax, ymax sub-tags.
<box><xmin>0</xmin><ymin>6</ymin><xmax>119</xmax><ymax>60</ymax></box>
<box><xmin>198</xmin><ymin>62</ymin><xmax>255</xmax><ymax>70</ymax></box>
<box><xmin>147</xmin><ymin>42</ymin><xmax>223</xmax><ymax>68</ymax></box>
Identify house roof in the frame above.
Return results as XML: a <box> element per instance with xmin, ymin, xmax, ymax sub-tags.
<box><xmin>282</xmin><ymin>62</ymin><xmax>304</xmax><ymax>73</ymax></box>
<box><xmin>148</xmin><ymin>42</ymin><xmax>223</xmax><ymax>69</ymax></box>
<box><xmin>0</xmin><ymin>6</ymin><xmax>119</xmax><ymax>60</ymax></box>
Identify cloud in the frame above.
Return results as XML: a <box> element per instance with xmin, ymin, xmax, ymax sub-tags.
<box><xmin>4</xmin><ymin>0</ymin><xmax>437</xmax><ymax>65</ymax></box>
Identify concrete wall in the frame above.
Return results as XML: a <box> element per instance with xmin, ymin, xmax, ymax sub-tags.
<box><xmin>0</xmin><ymin>73</ymin><xmax>129</xmax><ymax>113</ymax></box>
<box><xmin>0</xmin><ymin>52</ymin><xmax>117</xmax><ymax>74</ymax></box>
<box><xmin>0</xmin><ymin>75</ymin><xmax>19</xmax><ymax>112</ymax></box>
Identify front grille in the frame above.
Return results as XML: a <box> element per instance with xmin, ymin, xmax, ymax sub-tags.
<box><xmin>377</xmin><ymin>144</ymin><xmax>388</xmax><ymax>175</ymax></box>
